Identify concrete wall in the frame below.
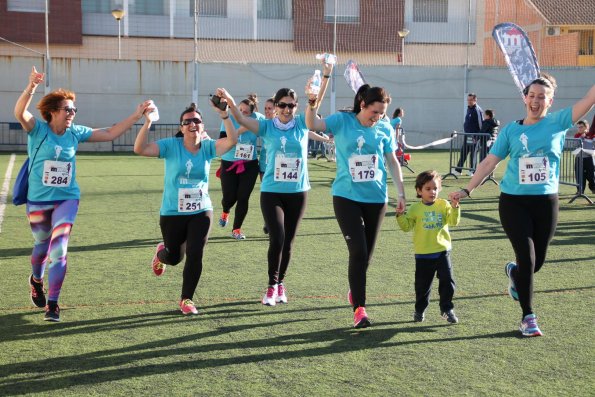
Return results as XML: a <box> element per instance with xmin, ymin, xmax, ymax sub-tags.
<box><xmin>1</xmin><ymin>56</ymin><xmax>593</xmax><ymax>151</ymax></box>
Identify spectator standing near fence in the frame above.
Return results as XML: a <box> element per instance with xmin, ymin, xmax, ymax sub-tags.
<box><xmin>216</xmin><ymin>84</ymin><xmax>331</xmax><ymax>307</ymax></box>
<box><xmin>134</xmin><ymin>102</ymin><xmax>237</xmax><ymax>315</ymax></box>
<box><xmin>306</xmin><ymin>62</ymin><xmax>406</xmax><ymax>328</ymax></box>
<box><xmin>478</xmin><ymin>109</ymin><xmax>500</xmax><ymax>162</ymax></box>
<box><xmin>449</xmin><ymin>76</ymin><xmax>595</xmax><ymax>337</ymax></box>
<box><xmin>573</xmin><ymin>119</ymin><xmax>595</xmax><ymax>194</ymax></box>
<box><xmin>218</xmin><ymin>94</ymin><xmax>265</xmax><ymax>240</ymax></box>
<box><xmin>454</xmin><ymin>93</ymin><xmax>483</xmax><ymax>176</ymax></box>
<box><xmin>14</xmin><ymin>66</ymin><xmax>151</xmax><ymax>322</ymax></box>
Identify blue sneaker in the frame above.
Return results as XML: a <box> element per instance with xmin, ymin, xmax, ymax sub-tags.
<box><xmin>505</xmin><ymin>262</ymin><xmax>519</xmax><ymax>301</ymax></box>
<box><xmin>519</xmin><ymin>314</ymin><xmax>543</xmax><ymax>337</ymax></box>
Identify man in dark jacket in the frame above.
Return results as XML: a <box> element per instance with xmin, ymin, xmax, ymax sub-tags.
<box><xmin>454</xmin><ymin>93</ymin><xmax>483</xmax><ymax>175</ymax></box>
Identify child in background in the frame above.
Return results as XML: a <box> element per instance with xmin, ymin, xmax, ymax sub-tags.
<box><xmin>396</xmin><ymin>170</ymin><xmax>461</xmax><ymax>323</ymax></box>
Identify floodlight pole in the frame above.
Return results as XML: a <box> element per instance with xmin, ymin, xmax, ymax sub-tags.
<box><xmin>111</xmin><ymin>9</ymin><xmax>126</xmax><ymax>60</ymax></box>
<box><xmin>330</xmin><ymin>0</ymin><xmax>337</xmax><ymax>112</ymax></box>
<box><xmin>397</xmin><ymin>29</ymin><xmax>410</xmax><ymax>65</ymax></box>
<box><xmin>44</xmin><ymin>0</ymin><xmax>51</xmax><ymax>93</ymax></box>
<box><xmin>192</xmin><ymin>0</ymin><xmax>199</xmax><ymax>105</ymax></box>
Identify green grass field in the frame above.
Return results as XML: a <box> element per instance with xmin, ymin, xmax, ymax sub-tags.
<box><xmin>0</xmin><ymin>151</ymin><xmax>593</xmax><ymax>396</ymax></box>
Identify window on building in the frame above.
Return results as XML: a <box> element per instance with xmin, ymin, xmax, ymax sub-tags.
<box><xmin>413</xmin><ymin>0</ymin><xmax>448</xmax><ymax>23</ymax></box>
<box><xmin>190</xmin><ymin>0</ymin><xmax>227</xmax><ymax>17</ymax></box>
<box><xmin>258</xmin><ymin>0</ymin><xmax>290</xmax><ymax>19</ymax></box>
<box><xmin>8</xmin><ymin>0</ymin><xmax>45</xmax><ymax>13</ymax></box>
<box><xmin>82</xmin><ymin>0</ymin><xmax>122</xmax><ymax>14</ymax></box>
<box><xmin>130</xmin><ymin>0</ymin><xmax>167</xmax><ymax>16</ymax></box>
<box><xmin>578</xmin><ymin>30</ymin><xmax>593</xmax><ymax>55</ymax></box>
<box><xmin>324</xmin><ymin>0</ymin><xmax>359</xmax><ymax>23</ymax></box>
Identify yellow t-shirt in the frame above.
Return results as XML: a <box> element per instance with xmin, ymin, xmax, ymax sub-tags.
<box><xmin>396</xmin><ymin>198</ymin><xmax>460</xmax><ymax>255</ymax></box>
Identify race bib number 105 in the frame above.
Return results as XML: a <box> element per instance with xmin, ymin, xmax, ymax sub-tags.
<box><xmin>519</xmin><ymin>156</ymin><xmax>548</xmax><ymax>184</ymax></box>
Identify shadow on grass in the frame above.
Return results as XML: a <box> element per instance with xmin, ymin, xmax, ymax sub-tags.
<box><xmin>0</xmin><ymin>315</ymin><xmax>516</xmax><ymax>395</ymax></box>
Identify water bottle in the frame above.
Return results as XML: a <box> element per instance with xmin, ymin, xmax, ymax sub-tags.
<box><xmin>309</xmin><ymin>70</ymin><xmax>322</xmax><ymax>95</ymax></box>
<box><xmin>147</xmin><ymin>100</ymin><xmax>160</xmax><ymax>122</ymax></box>
<box><xmin>316</xmin><ymin>53</ymin><xmax>337</xmax><ymax>65</ymax></box>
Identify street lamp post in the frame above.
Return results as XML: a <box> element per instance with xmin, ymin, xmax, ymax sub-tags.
<box><xmin>397</xmin><ymin>29</ymin><xmax>410</xmax><ymax>65</ymax></box>
<box><xmin>111</xmin><ymin>9</ymin><xmax>125</xmax><ymax>60</ymax></box>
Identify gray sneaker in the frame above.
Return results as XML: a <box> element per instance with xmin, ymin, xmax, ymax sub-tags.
<box><xmin>441</xmin><ymin>310</ymin><xmax>459</xmax><ymax>324</ymax></box>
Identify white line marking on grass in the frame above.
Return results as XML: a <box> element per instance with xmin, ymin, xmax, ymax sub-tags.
<box><xmin>0</xmin><ymin>153</ymin><xmax>17</xmax><ymax>234</ymax></box>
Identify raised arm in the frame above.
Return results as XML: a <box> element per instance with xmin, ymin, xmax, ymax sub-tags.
<box><xmin>14</xmin><ymin>66</ymin><xmax>44</xmax><ymax>132</ymax></box>
<box><xmin>133</xmin><ymin>115</ymin><xmax>160</xmax><ymax>157</ymax></box>
<box><xmin>88</xmin><ymin>100</ymin><xmax>151</xmax><ymax>143</ymax></box>
<box><xmin>305</xmin><ymin>61</ymin><xmax>334</xmax><ymax>132</ymax></box>
<box><xmin>214</xmin><ymin>104</ymin><xmax>238</xmax><ymax>156</ymax></box>
<box><xmin>216</xmin><ymin>88</ymin><xmax>260</xmax><ymax>134</ymax></box>
<box><xmin>572</xmin><ymin>84</ymin><xmax>595</xmax><ymax>124</ymax></box>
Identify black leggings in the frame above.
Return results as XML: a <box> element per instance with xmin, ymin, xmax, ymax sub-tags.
<box><xmin>158</xmin><ymin>211</ymin><xmax>212</xmax><ymax>300</ymax></box>
<box><xmin>220</xmin><ymin>159</ymin><xmax>260</xmax><ymax>230</ymax></box>
<box><xmin>498</xmin><ymin>193</ymin><xmax>558</xmax><ymax>317</ymax></box>
<box><xmin>260</xmin><ymin>191</ymin><xmax>307</xmax><ymax>286</ymax></box>
<box><xmin>333</xmin><ymin>196</ymin><xmax>387</xmax><ymax>310</ymax></box>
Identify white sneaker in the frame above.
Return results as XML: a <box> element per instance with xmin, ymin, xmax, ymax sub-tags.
<box><xmin>262</xmin><ymin>285</ymin><xmax>278</xmax><ymax>306</ymax></box>
<box><xmin>466</xmin><ymin>170</ymin><xmax>474</xmax><ymax>176</ymax></box>
<box><xmin>451</xmin><ymin>169</ymin><xmax>461</xmax><ymax>176</ymax></box>
<box><xmin>276</xmin><ymin>283</ymin><xmax>288</xmax><ymax>304</ymax></box>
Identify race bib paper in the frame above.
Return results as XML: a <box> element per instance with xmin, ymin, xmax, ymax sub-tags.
<box><xmin>274</xmin><ymin>156</ymin><xmax>302</xmax><ymax>182</ymax></box>
<box><xmin>519</xmin><ymin>156</ymin><xmax>548</xmax><ymax>184</ymax></box>
<box><xmin>42</xmin><ymin>160</ymin><xmax>72</xmax><ymax>187</ymax></box>
<box><xmin>349</xmin><ymin>154</ymin><xmax>378</xmax><ymax>182</ymax></box>
<box><xmin>178</xmin><ymin>187</ymin><xmax>206</xmax><ymax>212</ymax></box>
<box><xmin>234</xmin><ymin>143</ymin><xmax>254</xmax><ymax>160</ymax></box>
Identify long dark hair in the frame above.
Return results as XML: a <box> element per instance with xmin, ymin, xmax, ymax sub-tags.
<box><xmin>522</xmin><ymin>73</ymin><xmax>557</xmax><ymax>96</ymax></box>
<box><xmin>273</xmin><ymin>88</ymin><xmax>297</xmax><ymax>105</ymax></box>
<box><xmin>175</xmin><ymin>103</ymin><xmax>202</xmax><ymax>137</ymax></box>
<box><xmin>352</xmin><ymin>84</ymin><xmax>391</xmax><ymax>114</ymax></box>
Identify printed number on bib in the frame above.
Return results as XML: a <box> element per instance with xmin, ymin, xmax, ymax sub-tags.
<box><xmin>234</xmin><ymin>143</ymin><xmax>254</xmax><ymax>160</ymax></box>
<box><xmin>274</xmin><ymin>156</ymin><xmax>301</xmax><ymax>182</ymax></box>
<box><xmin>349</xmin><ymin>154</ymin><xmax>378</xmax><ymax>182</ymax></box>
<box><xmin>519</xmin><ymin>156</ymin><xmax>548</xmax><ymax>184</ymax></box>
<box><xmin>178</xmin><ymin>188</ymin><xmax>206</xmax><ymax>212</ymax></box>
<box><xmin>42</xmin><ymin>160</ymin><xmax>72</xmax><ymax>187</ymax></box>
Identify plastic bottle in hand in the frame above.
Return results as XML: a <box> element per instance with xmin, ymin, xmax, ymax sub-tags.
<box><xmin>309</xmin><ymin>70</ymin><xmax>322</xmax><ymax>95</ymax></box>
<box><xmin>148</xmin><ymin>100</ymin><xmax>160</xmax><ymax>122</ymax></box>
<box><xmin>316</xmin><ymin>53</ymin><xmax>337</xmax><ymax>65</ymax></box>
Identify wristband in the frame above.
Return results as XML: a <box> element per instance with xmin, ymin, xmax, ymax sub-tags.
<box><xmin>461</xmin><ymin>188</ymin><xmax>471</xmax><ymax>197</ymax></box>
<box><xmin>323</xmin><ymin>75</ymin><xmax>331</xmax><ymax>78</ymax></box>
<box><xmin>24</xmin><ymin>89</ymin><xmax>35</xmax><ymax>96</ymax></box>
<box><xmin>221</xmin><ymin>115</ymin><xmax>229</xmax><ymax>120</ymax></box>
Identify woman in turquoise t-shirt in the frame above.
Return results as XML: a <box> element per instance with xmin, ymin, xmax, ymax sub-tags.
<box><xmin>216</xmin><ymin>86</ymin><xmax>331</xmax><ymax>308</ymax></box>
<box><xmin>217</xmin><ymin>94</ymin><xmax>265</xmax><ymax>240</ymax></box>
<box><xmin>450</xmin><ymin>75</ymin><xmax>595</xmax><ymax>337</ymax></box>
<box><xmin>134</xmin><ymin>102</ymin><xmax>237</xmax><ymax>316</ymax></box>
<box><xmin>306</xmin><ymin>65</ymin><xmax>406</xmax><ymax>329</ymax></box>
<box><xmin>14</xmin><ymin>66</ymin><xmax>150</xmax><ymax>322</ymax></box>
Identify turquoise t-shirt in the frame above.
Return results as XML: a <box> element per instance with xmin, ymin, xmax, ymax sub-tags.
<box><xmin>27</xmin><ymin>119</ymin><xmax>93</xmax><ymax>203</ymax></box>
<box><xmin>156</xmin><ymin>137</ymin><xmax>217</xmax><ymax>215</ymax></box>
<box><xmin>258</xmin><ymin>137</ymin><xmax>267</xmax><ymax>173</ymax></box>
<box><xmin>324</xmin><ymin>112</ymin><xmax>396</xmax><ymax>203</ymax></box>
<box><xmin>220</xmin><ymin>112</ymin><xmax>264</xmax><ymax>162</ymax></box>
<box><xmin>390</xmin><ymin>117</ymin><xmax>402</xmax><ymax>130</ymax></box>
<box><xmin>258</xmin><ymin>114</ymin><xmax>310</xmax><ymax>193</ymax></box>
<box><xmin>490</xmin><ymin>107</ymin><xmax>572</xmax><ymax>195</ymax></box>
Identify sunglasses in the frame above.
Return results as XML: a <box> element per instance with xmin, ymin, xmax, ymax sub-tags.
<box><xmin>181</xmin><ymin>118</ymin><xmax>202</xmax><ymax>126</ymax></box>
<box><xmin>276</xmin><ymin>102</ymin><xmax>297</xmax><ymax>110</ymax></box>
<box><xmin>59</xmin><ymin>106</ymin><xmax>78</xmax><ymax>114</ymax></box>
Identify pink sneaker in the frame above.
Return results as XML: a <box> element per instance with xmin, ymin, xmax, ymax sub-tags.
<box><xmin>152</xmin><ymin>242</ymin><xmax>166</xmax><ymax>276</ymax></box>
<box><xmin>179</xmin><ymin>299</ymin><xmax>199</xmax><ymax>315</ymax></box>
<box><xmin>262</xmin><ymin>285</ymin><xmax>278</xmax><ymax>306</ymax></box>
<box><xmin>353</xmin><ymin>306</ymin><xmax>371</xmax><ymax>328</ymax></box>
<box><xmin>276</xmin><ymin>283</ymin><xmax>288</xmax><ymax>304</ymax></box>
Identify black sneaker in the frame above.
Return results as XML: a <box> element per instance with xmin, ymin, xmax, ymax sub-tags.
<box><xmin>44</xmin><ymin>301</ymin><xmax>60</xmax><ymax>322</ymax></box>
<box><xmin>413</xmin><ymin>311</ymin><xmax>425</xmax><ymax>322</ymax></box>
<box><xmin>29</xmin><ymin>275</ymin><xmax>46</xmax><ymax>308</ymax></box>
<box><xmin>441</xmin><ymin>310</ymin><xmax>459</xmax><ymax>324</ymax></box>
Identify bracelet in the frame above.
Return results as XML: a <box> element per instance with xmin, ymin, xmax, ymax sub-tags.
<box><xmin>221</xmin><ymin>115</ymin><xmax>229</xmax><ymax>120</ymax></box>
<box><xmin>24</xmin><ymin>89</ymin><xmax>35</xmax><ymax>96</ymax></box>
<box><xmin>323</xmin><ymin>75</ymin><xmax>330</xmax><ymax>78</ymax></box>
<box><xmin>461</xmin><ymin>188</ymin><xmax>471</xmax><ymax>198</ymax></box>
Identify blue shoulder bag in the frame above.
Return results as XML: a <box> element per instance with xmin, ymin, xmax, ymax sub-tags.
<box><xmin>12</xmin><ymin>133</ymin><xmax>48</xmax><ymax>206</ymax></box>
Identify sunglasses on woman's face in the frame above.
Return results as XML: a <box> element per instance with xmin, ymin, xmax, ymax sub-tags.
<box><xmin>181</xmin><ymin>118</ymin><xmax>202</xmax><ymax>126</ymax></box>
<box><xmin>59</xmin><ymin>106</ymin><xmax>78</xmax><ymax>115</ymax></box>
<box><xmin>276</xmin><ymin>102</ymin><xmax>297</xmax><ymax>110</ymax></box>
